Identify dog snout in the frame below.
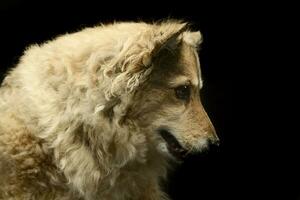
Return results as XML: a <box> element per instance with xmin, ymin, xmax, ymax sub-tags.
<box><xmin>209</xmin><ymin>126</ymin><xmax>220</xmax><ymax>146</ymax></box>
<box><xmin>196</xmin><ymin>104</ymin><xmax>219</xmax><ymax>146</ymax></box>
<box><xmin>202</xmin><ymin>121</ymin><xmax>219</xmax><ymax>148</ymax></box>
<box><xmin>208</xmin><ymin>135</ymin><xmax>220</xmax><ymax>146</ymax></box>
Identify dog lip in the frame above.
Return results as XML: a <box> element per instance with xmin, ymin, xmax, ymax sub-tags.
<box><xmin>158</xmin><ymin>129</ymin><xmax>188</xmax><ymax>160</ymax></box>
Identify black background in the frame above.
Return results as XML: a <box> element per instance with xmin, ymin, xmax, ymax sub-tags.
<box><xmin>0</xmin><ymin>1</ymin><xmax>235</xmax><ymax>200</ymax></box>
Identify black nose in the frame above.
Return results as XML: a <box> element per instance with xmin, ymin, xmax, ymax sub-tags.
<box><xmin>206</xmin><ymin>137</ymin><xmax>220</xmax><ymax>155</ymax></box>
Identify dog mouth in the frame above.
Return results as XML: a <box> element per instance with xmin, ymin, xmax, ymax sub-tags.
<box><xmin>158</xmin><ymin>129</ymin><xmax>188</xmax><ymax>160</ymax></box>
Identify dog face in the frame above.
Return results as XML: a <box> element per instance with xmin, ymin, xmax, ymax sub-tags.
<box><xmin>124</xmin><ymin>31</ymin><xmax>219</xmax><ymax>160</ymax></box>
<box><xmin>95</xmin><ymin>22</ymin><xmax>219</xmax><ymax>161</ymax></box>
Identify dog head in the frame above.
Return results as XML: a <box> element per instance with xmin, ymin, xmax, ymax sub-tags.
<box><xmin>101</xmin><ymin>21</ymin><xmax>219</xmax><ymax>161</ymax></box>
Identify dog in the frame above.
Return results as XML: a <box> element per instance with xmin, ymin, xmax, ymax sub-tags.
<box><xmin>0</xmin><ymin>20</ymin><xmax>219</xmax><ymax>200</ymax></box>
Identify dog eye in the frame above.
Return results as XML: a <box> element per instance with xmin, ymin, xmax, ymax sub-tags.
<box><xmin>175</xmin><ymin>85</ymin><xmax>190</xmax><ymax>100</ymax></box>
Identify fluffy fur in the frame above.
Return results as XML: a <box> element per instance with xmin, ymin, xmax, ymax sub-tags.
<box><xmin>0</xmin><ymin>20</ymin><xmax>218</xmax><ymax>200</ymax></box>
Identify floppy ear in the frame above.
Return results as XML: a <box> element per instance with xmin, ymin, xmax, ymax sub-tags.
<box><xmin>103</xmin><ymin>22</ymin><xmax>189</xmax><ymax>100</ymax></box>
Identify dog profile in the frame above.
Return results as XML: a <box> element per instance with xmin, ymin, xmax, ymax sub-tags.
<box><xmin>0</xmin><ymin>20</ymin><xmax>219</xmax><ymax>200</ymax></box>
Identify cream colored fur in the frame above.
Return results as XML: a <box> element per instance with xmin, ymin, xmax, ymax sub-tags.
<box><xmin>0</xmin><ymin>20</ymin><xmax>218</xmax><ymax>200</ymax></box>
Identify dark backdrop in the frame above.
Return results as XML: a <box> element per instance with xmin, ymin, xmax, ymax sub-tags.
<box><xmin>0</xmin><ymin>1</ymin><xmax>233</xmax><ymax>200</ymax></box>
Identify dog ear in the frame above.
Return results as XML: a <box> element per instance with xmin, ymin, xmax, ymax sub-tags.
<box><xmin>140</xmin><ymin>22</ymin><xmax>189</xmax><ymax>67</ymax></box>
<box><xmin>103</xmin><ymin>22</ymin><xmax>189</xmax><ymax>100</ymax></box>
